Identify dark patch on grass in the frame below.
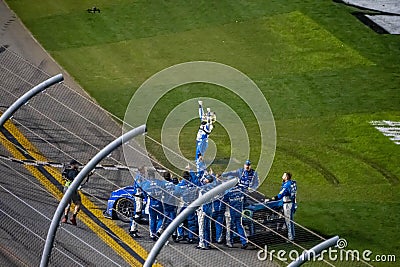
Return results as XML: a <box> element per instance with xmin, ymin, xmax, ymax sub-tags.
<box><xmin>329</xmin><ymin>145</ymin><xmax>399</xmax><ymax>185</ymax></box>
<box><xmin>279</xmin><ymin>145</ymin><xmax>340</xmax><ymax>185</ymax></box>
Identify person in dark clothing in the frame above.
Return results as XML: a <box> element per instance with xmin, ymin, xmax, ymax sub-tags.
<box><xmin>61</xmin><ymin>159</ymin><xmax>82</xmax><ymax>225</ymax></box>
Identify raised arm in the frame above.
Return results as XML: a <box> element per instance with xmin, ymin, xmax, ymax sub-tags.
<box><xmin>198</xmin><ymin>100</ymin><xmax>204</xmax><ymax>121</ymax></box>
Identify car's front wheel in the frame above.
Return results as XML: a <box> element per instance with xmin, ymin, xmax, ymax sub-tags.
<box><xmin>115</xmin><ymin>198</ymin><xmax>134</xmax><ymax>223</ymax></box>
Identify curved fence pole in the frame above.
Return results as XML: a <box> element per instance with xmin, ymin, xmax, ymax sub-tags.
<box><xmin>40</xmin><ymin>124</ymin><xmax>147</xmax><ymax>267</ymax></box>
<box><xmin>0</xmin><ymin>74</ymin><xmax>63</xmax><ymax>127</ymax></box>
<box><xmin>288</xmin><ymin>235</ymin><xmax>339</xmax><ymax>267</ymax></box>
<box><xmin>143</xmin><ymin>177</ymin><xmax>239</xmax><ymax>267</ymax></box>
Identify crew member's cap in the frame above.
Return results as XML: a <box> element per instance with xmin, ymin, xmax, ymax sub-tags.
<box><xmin>70</xmin><ymin>159</ymin><xmax>79</xmax><ymax>165</ymax></box>
<box><xmin>245</xmin><ymin>160</ymin><xmax>251</xmax><ymax>166</ymax></box>
<box><xmin>203</xmin><ymin>174</ymin><xmax>214</xmax><ymax>183</ymax></box>
<box><xmin>206</xmin><ymin>175</ymin><xmax>214</xmax><ymax>183</ymax></box>
<box><xmin>182</xmin><ymin>171</ymin><xmax>190</xmax><ymax>180</ymax></box>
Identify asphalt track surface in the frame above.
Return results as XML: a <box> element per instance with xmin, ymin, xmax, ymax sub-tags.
<box><xmin>0</xmin><ymin>1</ymin><xmax>279</xmax><ymax>266</ymax></box>
<box><xmin>339</xmin><ymin>0</ymin><xmax>400</xmax><ymax>34</ymax></box>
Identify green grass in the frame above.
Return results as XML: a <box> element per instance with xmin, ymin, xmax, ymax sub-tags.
<box><xmin>6</xmin><ymin>0</ymin><xmax>400</xmax><ymax>265</ymax></box>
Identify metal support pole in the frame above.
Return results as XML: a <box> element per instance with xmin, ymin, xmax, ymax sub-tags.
<box><xmin>0</xmin><ymin>74</ymin><xmax>63</xmax><ymax>127</ymax></box>
<box><xmin>288</xmin><ymin>235</ymin><xmax>339</xmax><ymax>267</ymax></box>
<box><xmin>143</xmin><ymin>177</ymin><xmax>239</xmax><ymax>267</ymax></box>
<box><xmin>40</xmin><ymin>124</ymin><xmax>147</xmax><ymax>267</ymax></box>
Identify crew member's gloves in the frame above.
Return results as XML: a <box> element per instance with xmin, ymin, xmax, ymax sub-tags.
<box><xmin>271</xmin><ymin>196</ymin><xmax>276</xmax><ymax>201</ymax></box>
<box><xmin>198</xmin><ymin>100</ymin><xmax>203</xmax><ymax>106</ymax></box>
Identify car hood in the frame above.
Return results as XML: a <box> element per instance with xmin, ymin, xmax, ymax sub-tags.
<box><xmin>246</xmin><ymin>200</ymin><xmax>283</xmax><ymax>212</ymax></box>
<box><xmin>110</xmin><ymin>186</ymin><xmax>136</xmax><ymax>198</ymax></box>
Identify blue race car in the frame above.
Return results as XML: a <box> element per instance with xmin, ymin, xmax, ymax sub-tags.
<box><xmin>242</xmin><ymin>195</ymin><xmax>284</xmax><ymax>236</ymax></box>
<box><xmin>103</xmin><ymin>185</ymin><xmax>149</xmax><ymax>224</ymax></box>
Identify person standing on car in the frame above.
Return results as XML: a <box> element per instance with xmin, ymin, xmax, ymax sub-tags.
<box><xmin>195</xmin><ymin>100</ymin><xmax>216</xmax><ymax>160</ymax></box>
<box><xmin>271</xmin><ymin>172</ymin><xmax>297</xmax><ymax>241</ymax></box>
<box><xmin>221</xmin><ymin>160</ymin><xmax>259</xmax><ymax>191</ymax></box>
<box><xmin>61</xmin><ymin>159</ymin><xmax>82</xmax><ymax>226</ymax></box>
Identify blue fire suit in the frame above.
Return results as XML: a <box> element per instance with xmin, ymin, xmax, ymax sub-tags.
<box><xmin>197</xmin><ymin>179</ymin><xmax>218</xmax><ymax>248</ymax></box>
<box><xmin>160</xmin><ymin>180</ymin><xmax>179</xmax><ymax>231</ymax></box>
<box><xmin>274</xmin><ymin>180</ymin><xmax>297</xmax><ymax>241</ymax></box>
<box><xmin>223</xmin><ymin>186</ymin><xmax>247</xmax><ymax>246</ymax></box>
<box><xmin>222</xmin><ymin>168</ymin><xmax>259</xmax><ymax>191</ymax></box>
<box><xmin>213</xmin><ymin>197</ymin><xmax>226</xmax><ymax>243</ymax></box>
<box><xmin>176</xmin><ymin>180</ymin><xmax>199</xmax><ymax>239</ymax></box>
<box><xmin>196</xmin><ymin>156</ymin><xmax>207</xmax><ymax>173</ymax></box>
<box><xmin>195</xmin><ymin>104</ymin><xmax>213</xmax><ymax>160</ymax></box>
<box><xmin>141</xmin><ymin>179</ymin><xmax>164</xmax><ymax>237</ymax></box>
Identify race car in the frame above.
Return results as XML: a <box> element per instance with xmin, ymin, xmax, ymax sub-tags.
<box><xmin>103</xmin><ymin>185</ymin><xmax>149</xmax><ymax>224</ymax></box>
<box><xmin>241</xmin><ymin>191</ymin><xmax>287</xmax><ymax>245</ymax></box>
<box><xmin>242</xmin><ymin>194</ymin><xmax>285</xmax><ymax>236</ymax></box>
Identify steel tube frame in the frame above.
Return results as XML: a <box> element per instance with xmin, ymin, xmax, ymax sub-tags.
<box><xmin>288</xmin><ymin>235</ymin><xmax>339</xmax><ymax>267</ymax></box>
<box><xmin>143</xmin><ymin>177</ymin><xmax>239</xmax><ymax>267</ymax></box>
<box><xmin>0</xmin><ymin>74</ymin><xmax>63</xmax><ymax>127</ymax></box>
<box><xmin>40</xmin><ymin>124</ymin><xmax>147</xmax><ymax>267</ymax></box>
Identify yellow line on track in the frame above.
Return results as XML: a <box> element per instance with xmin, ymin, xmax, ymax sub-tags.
<box><xmin>0</xmin><ymin>117</ymin><xmax>162</xmax><ymax>267</ymax></box>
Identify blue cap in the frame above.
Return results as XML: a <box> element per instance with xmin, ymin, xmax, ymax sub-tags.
<box><xmin>245</xmin><ymin>160</ymin><xmax>251</xmax><ymax>166</ymax></box>
<box><xmin>201</xmin><ymin>174</ymin><xmax>214</xmax><ymax>184</ymax></box>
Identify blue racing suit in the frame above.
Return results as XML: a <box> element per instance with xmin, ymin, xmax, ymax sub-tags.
<box><xmin>176</xmin><ymin>179</ymin><xmax>199</xmax><ymax>239</ymax></box>
<box><xmin>195</xmin><ymin>156</ymin><xmax>207</xmax><ymax>173</ymax></box>
<box><xmin>212</xmin><ymin>197</ymin><xmax>225</xmax><ymax>243</ymax></box>
<box><xmin>141</xmin><ymin>179</ymin><xmax>164</xmax><ymax>237</ymax></box>
<box><xmin>197</xmin><ymin>178</ymin><xmax>218</xmax><ymax>248</ymax></box>
<box><xmin>222</xmin><ymin>168</ymin><xmax>259</xmax><ymax>191</ymax></box>
<box><xmin>274</xmin><ymin>180</ymin><xmax>297</xmax><ymax>241</ymax></box>
<box><xmin>160</xmin><ymin>180</ymin><xmax>179</xmax><ymax>232</ymax></box>
<box><xmin>223</xmin><ymin>186</ymin><xmax>247</xmax><ymax>246</ymax></box>
<box><xmin>195</xmin><ymin>104</ymin><xmax>213</xmax><ymax>160</ymax></box>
